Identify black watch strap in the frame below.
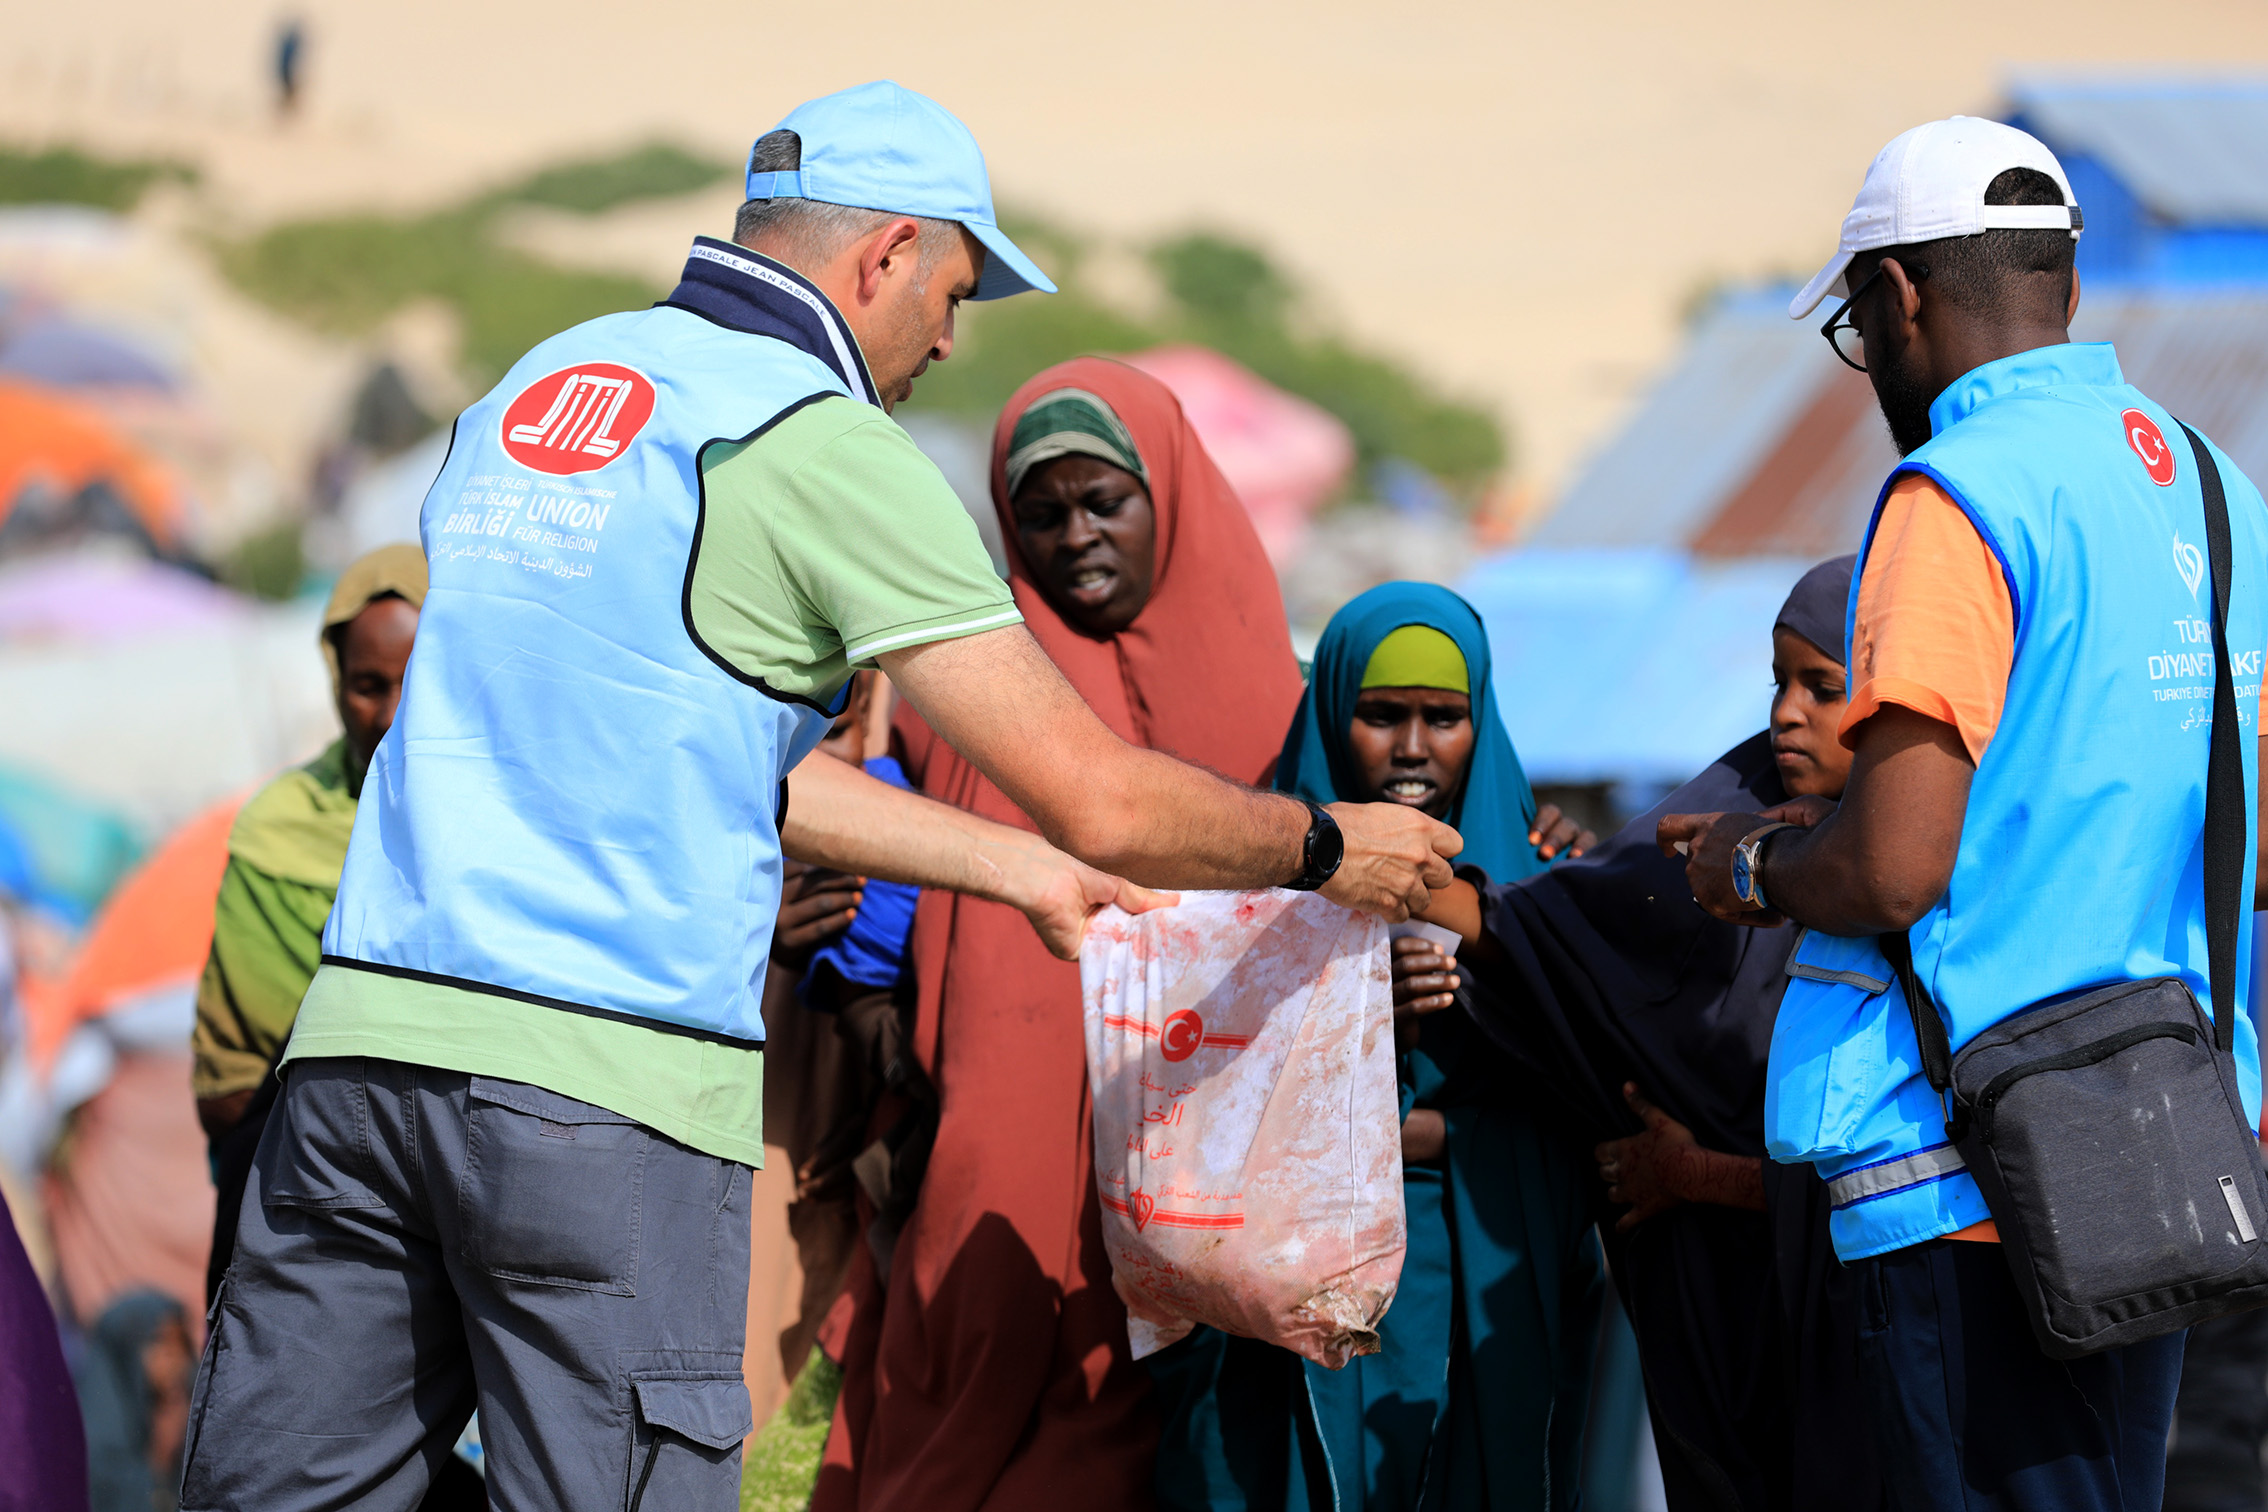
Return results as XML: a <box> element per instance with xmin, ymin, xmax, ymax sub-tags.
<box><xmin>1285</xmin><ymin>800</ymin><xmax>1344</xmax><ymax>892</ymax></box>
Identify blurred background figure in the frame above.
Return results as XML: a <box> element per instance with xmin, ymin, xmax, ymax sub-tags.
<box><xmin>74</xmin><ymin>1287</ymin><xmax>189</xmax><ymax>1512</ymax></box>
<box><xmin>273</xmin><ymin>18</ymin><xmax>306</xmax><ymax>119</ymax></box>
<box><xmin>760</xmin><ymin>669</ymin><xmax>923</xmax><ymax>1381</ymax></box>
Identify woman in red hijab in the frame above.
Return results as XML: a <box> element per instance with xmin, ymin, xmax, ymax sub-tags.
<box><xmin>816</xmin><ymin>358</ymin><xmax>1306</xmax><ymax>1512</ymax></box>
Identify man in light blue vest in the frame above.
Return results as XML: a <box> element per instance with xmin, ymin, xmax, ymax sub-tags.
<box><xmin>1662</xmin><ymin>118</ymin><xmax>2268</xmax><ymax>1511</ymax></box>
<box><xmin>180</xmin><ymin>81</ymin><xmax>1458</xmax><ymax>1512</ymax></box>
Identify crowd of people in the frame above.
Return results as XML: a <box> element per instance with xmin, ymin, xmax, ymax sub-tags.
<box><xmin>5</xmin><ymin>79</ymin><xmax>2268</xmax><ymax>1512</ymax></box>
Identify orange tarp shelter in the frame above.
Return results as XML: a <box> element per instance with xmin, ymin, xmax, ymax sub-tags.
<box><xmin>19</xmin><ymin>798</ymin><xmax>238</xmax><ymax>1075</ymax></box>
<box><xmin>0</xmin><ymin>380</ymin><xmax>187</xmax><ymax>554</ymax></box>
<box><xmin>25</xmin><ymin>799</ymin><xmax>237</xmax><ymax>1335</ymax></box>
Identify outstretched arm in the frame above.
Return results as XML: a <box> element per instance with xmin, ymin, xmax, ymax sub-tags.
<box><xmin>881</xmin><ymin>626</ymin><xmax>1460</xmax><ymax>919</ymax></box>
<box><xmin>782</xmin><ymin>751</ymin><xmax>1166</xmax><ymax>959</ymax></box>
<box><xmin>1659</xmin><ymin>704</ymin><xmax>1974</xmax><ymax>934</ymax></box>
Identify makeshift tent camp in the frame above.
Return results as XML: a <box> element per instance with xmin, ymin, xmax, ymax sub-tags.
<box><xmin>0</xmin><ymin>380</ymin><xmax>188</xmax><ymax>560</ymax></box>
<box><xmin>17</xmin><ymin>801</ymin><xmax>236</xmax><ymax>1337</ymax></box>
<box><xmin>0</xmin><ymin>310</ymin><xmax>175</xmax><ymax>393</ymax></box>
<box><xmin>0</xmin><ymin>595</ymin><xmax>335</xmax><ymax>841</ymax></box>
<box><xmin>0</xmin><ymin>551</ymin><xmax>244</xmax><ymax>645</ymax></box>
<box><xmin>0</xmin><ymin>763</ymin><xmax>137</xmax><ymax>924</ymax></box>
<box><xmin>19</xmin><ymin>800</ymin><xmax>235</xmax><ymax>1082</ymax></box>
<box><xmin>1456</xmin><ymin>549</ymin><xmax>1814</xmax><ymax>790</ymax></box>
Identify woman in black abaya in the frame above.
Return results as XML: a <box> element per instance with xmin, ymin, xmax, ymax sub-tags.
<box><xmin>1404</xmin><ymin>555</ymin><xmax>1881</xmax><ymax>1512</ymax></box>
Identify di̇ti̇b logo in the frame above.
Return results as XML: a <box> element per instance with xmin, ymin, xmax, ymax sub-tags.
<box><xmin>500</xmin><ymin>363</ymin><xmax>656</xmax><ymax>475</ymax></box>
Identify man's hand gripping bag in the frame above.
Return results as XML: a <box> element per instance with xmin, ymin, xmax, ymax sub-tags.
<box><xmin>1080</xmin><ymin>890</ymin><xmax>1403</xmax><ymax>1368</ymax></box>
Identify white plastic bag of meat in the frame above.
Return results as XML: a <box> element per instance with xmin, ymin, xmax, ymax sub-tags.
<box><xmin>1080</xmin><ymin>889</ymin><xmax>1402</xmax><ymax>1368</ymax></box>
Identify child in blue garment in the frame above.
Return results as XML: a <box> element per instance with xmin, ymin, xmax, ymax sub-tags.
<box><xmin>764</xmin><ymin>670</ymin><xmax>928</xmax><ymax>1371</ymax></box>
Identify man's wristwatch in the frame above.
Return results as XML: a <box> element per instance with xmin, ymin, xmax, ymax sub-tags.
<box><xmin>1730</xmin><ymin>822</ymin><xmax>1796</xmax><ymax>910</ymax></box>
<box><xmin>1285</xmin><ymin>800</ymin><xmax>1345</xmax><ymax>891</ymax></box>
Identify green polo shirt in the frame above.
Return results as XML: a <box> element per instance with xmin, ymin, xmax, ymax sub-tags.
<box><xmin>285</xmin><ymin>396</ymin><xmax>1016</xmax><ymax>1167</ymax></box>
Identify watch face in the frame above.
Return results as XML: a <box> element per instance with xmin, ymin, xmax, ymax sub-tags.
<box><xmin>1311</xmin><ymin>813</ymin><xmax>1345</xmax><ymax>877</ymax></box>
<box><xmin>1731</xmin><ymin>846</ymin><xmax>1757</xmax><ymax>905</ymax></box>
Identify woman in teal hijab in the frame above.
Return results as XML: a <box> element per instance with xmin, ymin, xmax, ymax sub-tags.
<box><xmin>1278</xmin><ymin>581</ymin><xmax>1546</xmax><ymax>880</ymax></box>
<box><xmin>1145</xmin><ymin>582</ymin><xmax>1606</xmax><ymax>1511</ymax></box>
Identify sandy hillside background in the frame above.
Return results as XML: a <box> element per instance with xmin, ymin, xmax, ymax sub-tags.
<box><xmin>9</xmin><ymin>0</ymin><xmax>2268</xmax><ymax>498</ymax></box>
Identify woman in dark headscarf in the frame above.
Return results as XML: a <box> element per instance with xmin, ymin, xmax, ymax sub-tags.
<box><xmin>818</xmin><ymin>358</ymin><xmax>1306</xmax><ymax>1512</ymax></box>
<box><xmin>1411</xmin><ymin>555</ymin><xmax>1881</xmax><ymax>1512</ymax></box>
<box><xmin>1147</xmin><ymin>581</ymin><xmax>1604</xmax><ymax>1512</ymax></box>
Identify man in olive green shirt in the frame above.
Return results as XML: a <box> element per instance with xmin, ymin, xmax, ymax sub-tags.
<box><xmin>192</xmin><ymin>544</ymin><xmax>423</xmax><ymax>1297</ymax></box>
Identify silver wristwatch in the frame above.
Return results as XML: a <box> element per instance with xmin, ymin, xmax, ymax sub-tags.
<box><xmin>1731</xmin><ymin>822</ymin><xmax>1796</xmax><ymax>910</ymax></box>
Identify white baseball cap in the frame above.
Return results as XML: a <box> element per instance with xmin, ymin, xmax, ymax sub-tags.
<box><xmin>1788</xmin><ymin>116</ymin><xmax>2082</xmax><ymax>319</ymax></box>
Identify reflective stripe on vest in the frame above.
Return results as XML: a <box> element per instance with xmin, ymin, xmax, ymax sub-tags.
<box><xmin>1826</xmin><ymin>1143</ymin><xmax>1968</xmax><ymax>1209</ymax></box>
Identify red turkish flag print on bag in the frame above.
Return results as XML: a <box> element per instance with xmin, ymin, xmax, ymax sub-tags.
<box><xmin>2124</xmin><ymin>409</ymin><xmax>2178</xmax><ymax>487</ymax></box>
<box><xmin>499</xmin><ymin>363</ymin><xmax>656</xmax><ymax>475</ymax></box>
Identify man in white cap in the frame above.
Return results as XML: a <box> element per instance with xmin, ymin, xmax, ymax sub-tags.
<box><xmin>1663</xmin><ymin>117</ymin><xmax>2268</xmax><ymax>1509</ymax></box>
<box><xmin>181</xmin><ymin>81</ymin><xmax>1457</xmax><ymax>1511</ymax></box>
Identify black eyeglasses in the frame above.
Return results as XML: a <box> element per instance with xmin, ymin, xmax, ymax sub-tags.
<box><xmin>1820</xmin><ymin>258</ymin><xmax>1929</xmax><ymax>372</ymax></box>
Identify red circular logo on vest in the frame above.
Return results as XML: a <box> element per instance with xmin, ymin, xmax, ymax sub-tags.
<box><xmin>1159</xmin><ymin>1010</ymin><xmax>1205</xmax><ymax>1063</ymax></box>
<box><xmin>499</xmin><ymin>362</ymin><xmax>656</xmax><ymax>475</ymax></box>
<box><xmin>2123</xmin><ymin>409</ymin><xmax>2177</xmax><ymax>487</ymax></box>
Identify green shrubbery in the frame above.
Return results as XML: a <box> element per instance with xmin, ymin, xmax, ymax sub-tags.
<box><xmin>906</xmin><ymin>226</ymin><xmax>1507</xmax><ymax>492</ymax></box>
<box><xmin>216</xmin><ymin>144</ymin><xmax>731</xmax><ymax>382</ymax></box>
<box><xmin>216</xmin><ymin>518</ymin><xmax>308</xmax><ymax>602</ymax></box>
<box><xmin>217</xmin><ymin>208</ymin><xmax>658</xmax><ymax>382</ymax></box>
<box><xmin>60</xmin><ymin>129</ymin><xmax>1503</xmax><ymax>491</ymax></box>
<box><xmin>478</xmin><ymin>142</ymin><xmax>729</xmax><ymax>216</ymax></box>
<box><xmin>0</xmin><ymin>144</ymin><xmax>197</xmax><ymax>211</ymax></box>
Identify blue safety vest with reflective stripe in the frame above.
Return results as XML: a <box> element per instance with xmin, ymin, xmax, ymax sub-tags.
<box><xmin>323</xmin><ymin>251</ymin><xmax>874</xmax><ymax>1047</ymax></box>
<box><xmin>1765</xmin><ymin>342</ymin><xmax>2267</xmax><ymax>1260</ymax></box>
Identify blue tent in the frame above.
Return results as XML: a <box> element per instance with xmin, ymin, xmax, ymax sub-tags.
<box><xmin>0</xmin><ymin>764</ymin><xmax>141</xmax><ymax>922</ymax></box>
<box><xmin>1458</xmin><ymin>549</ymin><xmax>1812</xmax><ymax>791</ymax></box>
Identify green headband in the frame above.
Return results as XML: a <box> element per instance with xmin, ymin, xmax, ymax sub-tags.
<box><xmin>1004</xmin><ymin>387</ymin><xmax>1147</xmax><ymax>499</ymax></box>
<box><xmin>1360</xmin><ymin>625</ymin><xmax>1468</xmax><ymax>693</ymax></box>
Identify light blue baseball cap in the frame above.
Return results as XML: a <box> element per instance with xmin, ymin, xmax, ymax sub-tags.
<box><xmin>745</xmin><ymin>81</ymin><xmax>1056</xmax><ymax>301</ymax></box>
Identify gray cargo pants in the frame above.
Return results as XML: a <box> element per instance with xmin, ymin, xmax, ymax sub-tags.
<box><xmin>180</xmin><ymin>1057</ymin><xmax>755</xmax><ymax>1512</ymax></box>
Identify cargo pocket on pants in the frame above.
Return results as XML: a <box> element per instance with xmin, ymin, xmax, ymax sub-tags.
<box><xmin>262</xmin><ymin>1059</ymin><xmax>385</xmax><ymax>1210</ymax></box>
<box><xmin>625</xmin><ymin>1373</ymin><xmax>752</xmax><ymax>1512</ymax></box>
<box><xmin>462</xmin><ymin>1076</ymin><xmax>647</xmax><ymax>1294</ymax></box>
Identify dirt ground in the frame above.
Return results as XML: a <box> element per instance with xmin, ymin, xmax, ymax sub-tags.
<box><xmin>9</xmin><ymin>0</ymin><xmax>2268</xmax><ymax>497</ymax></box>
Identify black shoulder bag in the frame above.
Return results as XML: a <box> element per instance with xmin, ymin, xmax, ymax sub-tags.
<box><xmin>1881</xmin><ymin>422</ymin><xmax>2268</xmax><ymax>1358</ymax></box>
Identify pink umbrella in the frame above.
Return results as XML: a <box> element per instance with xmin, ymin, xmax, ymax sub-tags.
<box><xmin>1124</xmin><ymin>346</ymin><xmax>1353</xmax><ymax>565</ymax></box>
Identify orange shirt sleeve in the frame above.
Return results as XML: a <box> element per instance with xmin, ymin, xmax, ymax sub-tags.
<box><xmin>1840</xmin><ymin>474</ymin><xmax>2016</xmax><ymax>764</ymax></box>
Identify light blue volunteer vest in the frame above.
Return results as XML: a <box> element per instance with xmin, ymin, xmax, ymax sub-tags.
<box><xmin>323</xmin><ymin>249</ymin><xmax>878</xmax><ymax>1046</ymax></box>
<box><xmin>1766</xmin><ymin>343</ymin><xmax>2268</xmax><ymax>1260</ymax></box>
